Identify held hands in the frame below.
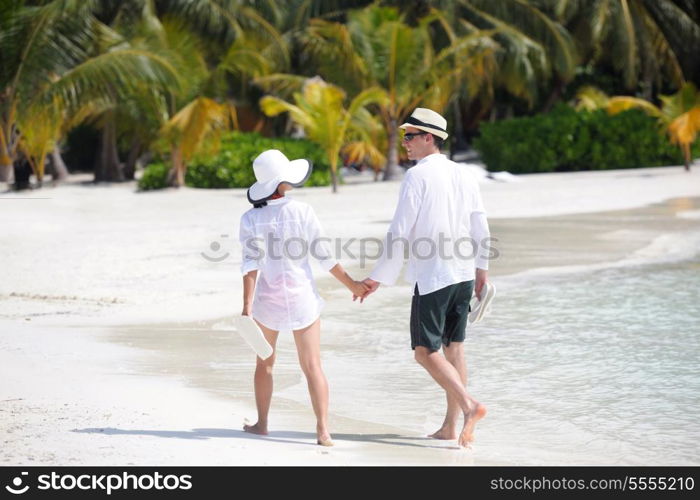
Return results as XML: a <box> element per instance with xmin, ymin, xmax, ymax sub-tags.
<box><xmin>348</xmin><ymin>280</ymin><xmax>370</xmax><ymax>299</ymax></box>
<box><xmin>353</xmin><ymin>278</ymin><xmax>380</xmax><ymax>303</ymax></box>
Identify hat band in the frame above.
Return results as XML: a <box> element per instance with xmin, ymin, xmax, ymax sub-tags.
<box><xmin>406</xmin><ymin>116</ymin><xmax>446</xmax><ymax>133</ymax></box>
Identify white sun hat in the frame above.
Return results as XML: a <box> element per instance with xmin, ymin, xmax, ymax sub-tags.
<box><xmin>468</xmin><ymin>281</ymin><xmax>496</xmax><ymax>324</ymax></box>
<box><xmin>247</xmin><ymin>149</ymin><xmax>312</xmax><ymax>203</ymax></box>
<box><xmin>399</xmin><ymin>108</ymin><xmax>449</xmax><ymax>140</ymax></box>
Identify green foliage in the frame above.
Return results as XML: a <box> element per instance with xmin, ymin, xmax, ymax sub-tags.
<box><xmin>138</xmin><ymin>132</ymin><xmax>331</xmax><ymax>190</ymax></box>
<box><xmin>473</xmin><ymin>105</ymin><xmax>691</xmax><ymax>173</ymax></box>
<box><xmin>137</xmin><ymin>161</ymin><xmax>171</xmax><ymax>191</ymax></box>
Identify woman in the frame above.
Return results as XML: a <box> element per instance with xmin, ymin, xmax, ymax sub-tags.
<box><xmin>239</xmin><ymin>149</ymin><xmax>367</xmax><ymax>446</ymax></box>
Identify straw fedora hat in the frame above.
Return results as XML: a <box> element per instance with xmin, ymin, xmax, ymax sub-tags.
<box><xmin>399</xmin><ymin>108</ymin><xmax>449</xmax><ymax>140</ymax></box>
<box><xmin>247</xmin><ymin>149</ymin><xmax>312</xmax><ymax>203</ymax></box>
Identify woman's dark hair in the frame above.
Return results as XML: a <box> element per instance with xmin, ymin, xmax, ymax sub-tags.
<box><xmin>252</xmin><ymin>183</ymin><xmax>287</xmax><ymax>208</ymax></box>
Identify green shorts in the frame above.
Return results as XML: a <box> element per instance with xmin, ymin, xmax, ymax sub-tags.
<box><xmin>410</xmin><ymin>280</ymin><xmax>474</xmax><ymax>351</ymax></box>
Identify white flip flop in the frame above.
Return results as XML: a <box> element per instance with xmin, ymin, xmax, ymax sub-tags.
<box><xmin>468</xmin><ymin>281</ymin><xmax>496</xmax><ymax>324</ymax></box>
<box><xmin>233</xmin><ymin>315</ymin><xmax>273</xmax><ymax>360</ymax></box>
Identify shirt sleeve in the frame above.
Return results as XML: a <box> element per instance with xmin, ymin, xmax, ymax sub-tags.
<box><xmin>470</xmin><ymin>178</ymin><xmax>489</xmax><ymax>270</ymax></box>
<box><xmin>239</xmin><ymin>213</ymin><xmax>261</xmax><ymax>275</ymax></box>
<box><xmin>472</xmin><ymin>179</ymin><xmax>486</xmax><ymax>214</ymax></box>
<box><xmin>306</xmin><ymin>206</ymin><xmax>338</xmax><ymax>272</ymax></box>
<box><xmin>470</xmin><ymin>211</ymin><xmax>491</xmax><ymax>270</ymax></box>
<box><xmin>370</xmin><ymin>174</ymin><xmax>421</xmax><ymax>285</ymax></box>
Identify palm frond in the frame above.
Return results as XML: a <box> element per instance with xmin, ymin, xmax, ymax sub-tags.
<box><xmin>253</xmin><ymin>73</ymin><xmax>308</xmax><ymax>99</ymax></box>
<box><xmin>17</xmin><ymin>97</ymin><xmax>64</xmax><ymax>180</ymax></box>
<box><xmin>259</xmin><ymin>95</ymin><xmax>310</xmax><ymax>128</ymax></box>
<box><xmin>46</xmin><ymin>48</ymin><xmax>180</xmax><ymax>115</ymax></box>
<box><xmin>667</xmin><ymin>107</ymin><xmax>700</xmax><ymax>146</ymax></box>
<box><xmin>161</xmin><ymin>96</ymin><xmax>232</xmax><ymax>161</ymax></box>
<box><xmin>465</xmin><ymin>0</ymin><xmax>577</xmax><ymax>80</ymax></box>
<box><xmin>573</xmin><ymin>85</ymin><xmax>609</xmax><ymax>110</ymax></box>
<box><xmin>607</xmin><ymin>96</ymin><xmax>662</xmax><ymax>117</ymax></box>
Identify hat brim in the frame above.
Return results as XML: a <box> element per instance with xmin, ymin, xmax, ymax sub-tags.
<box><xmin>247</xmin><ymin>159</ymin><xmax>312</xmax><ymax>203</ymax></box>
<box><xmin>399</xmin><ymin>123</ymin><xmax>449</xmax><ymax>140</ymax></box>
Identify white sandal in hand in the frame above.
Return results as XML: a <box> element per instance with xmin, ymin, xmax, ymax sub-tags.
<box><xmin>468</xmin><ymin>281</ymin><xmax>496</xmax><ymax>324</ymax></box>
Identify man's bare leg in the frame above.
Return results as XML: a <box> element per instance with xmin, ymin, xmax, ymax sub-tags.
<box><xmin>293</xmin><ymin>319</ymin><xmax>333</xmax><ymax>446</ymax></box>
<box><xmin>429</xmin><ymin>341</ymin><xmax>467</xmax><ymax>440</ymax></box>
<box><xmin>243</xmin><ymin>321</ymin><xmax>279</xmax><ymax>435</ymax></box>
<box><xmin>415</xmin><ymin>346</ymin><xmax>486</xmax><ymax>447</ymax></box>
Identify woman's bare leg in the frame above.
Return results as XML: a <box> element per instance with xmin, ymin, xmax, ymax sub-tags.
<box><xmin>243</xmin><ymin>321</ymin><xmax>279</xmax><ymax>435</ymax></box>
<box><xmin>293</xmin><ymin>319</ymin><xmax>332</xmax><ymax>446</ymax></box>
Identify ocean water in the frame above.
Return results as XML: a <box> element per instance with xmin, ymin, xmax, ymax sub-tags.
<box><xmin>472</xmin><ymin>259</ymin><xmax>700</xmax><ymax>464</ymax></box>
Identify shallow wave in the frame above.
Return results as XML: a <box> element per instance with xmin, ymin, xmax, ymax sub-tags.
<box><xmin>500</xmin><ymin>229</ymin><xmax>700</xmax><ymax>286</ymax></box>
<box><xmin>677</xmin><ymin>209</ymin><xmax>700</xmax><ymax>220</ymax></box>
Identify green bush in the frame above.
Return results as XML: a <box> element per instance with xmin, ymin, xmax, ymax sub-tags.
<box><xmin>473</xmin><ymin>104</ymin><xmax>693</xmax><ymax>173</ymax></box>
<box><xmin>138</xmin><ymin>132</ymin><xmax>332</xmax><ymax>190</ymax></box>
<box><xmin>137</xmin><ymin>161</ymin><xmax>170</xmax><ymax>191</ymax></box>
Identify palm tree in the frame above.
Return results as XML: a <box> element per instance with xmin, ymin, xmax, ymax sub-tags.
<box><xmin>260</xmin><ymin>77</ymin><xmax>387</xmax><ymax>192</ymax></box>
<box><xmin>297</xmin><ymin>4</ymin><xmax>497</xmax><ymax>179</ymax></box>
<box><xmin>153</xmin><ymin>17</ymin><xmax>289</xmax><ymax>187</ymax></box>
<box><xmin>0</xmin><ymin>0</ymin><xmax>179</xmax><ymax>186</ymax></box>
<box><xmin>380</xmin><ymin>0</ymin><xmax>578</xmax><ymax>142</ymax></box>
<box><xmin>453</xmin><ymin>0</ymin><xmax>577</xmax><ymax>112</ymax></box>
<box><xmin>541</xmin><ymin>0</ymin><xmax>700</xmax><ymax>96</ymax></box>
<box><xmin>161</xmin><ymin>97</ymin><xmax>237</xmax><ymax>187</ymax></box>
<box><xmin>80</xmin><ymin>0</ymin><xmax>289</xmax><ymax>186</ymax></box>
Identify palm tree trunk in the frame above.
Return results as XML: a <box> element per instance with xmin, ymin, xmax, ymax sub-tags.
<box><xmin>13</xmin><ymin>157</ymin><xmax>31</xmax><ymax>190</ymax></box>
<box><xmin>329</xmin><ymin>150</ymin><xmax>338</xmax><ymax>193</ymax></box>
<box><xmin>49</xmin><ymin>146</ymin><xmax>69</xmax><ymax>182</ymax></box>
<box><xmin>383</xmin><ymin>117</ymin><xmax>399</xmax><ymax>180</ymax></box>
<box><xmin>0</xmin><ymin>162</ymin><xmax>13</xmax><ymax>183</ymax></box>
<box><xmin>124</xmin><ymin>137</ymin><xmax>142</xmax><ymax>181</ymax></box>
<box><xmin>682</xmin><ymin>145</ymin><xmax>691</xmax><ymax>172</ymax></box>
<box><xmin>34</xmin><ymin>152</ymin><xmax>47</xmax><ymax>187</ymax></box>
<box><xmin>450</xmin><ymin>99</ymin><xmax>467</xmax><ymax>158</ymax></box>
<box><xmin>94</xmin><ymin>113</ymin><xmax>124</xmax><ymax>182</ymax></box>
<box><xmin>167</xmin><ymin>145</ymin><xmax>185</xmax><ymax>187</ymax></box>
<box><xmin>0</xmin><ymin>126</ymin><xmax>14</xmax><ymax>183</ymax></box>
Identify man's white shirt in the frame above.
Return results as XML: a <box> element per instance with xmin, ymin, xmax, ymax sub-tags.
<box><xmin>370</xmin><ymin>153</ymin><xmax>490</xmax><ymax>295</ymax></box>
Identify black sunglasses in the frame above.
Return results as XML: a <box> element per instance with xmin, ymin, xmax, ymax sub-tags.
<box><xmin>402</xmin><ymin>131</ymin><xmax>428</xmax><ymax>142</ymax></box>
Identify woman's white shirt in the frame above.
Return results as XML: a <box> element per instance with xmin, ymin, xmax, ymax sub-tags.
<box><xmin>239</xmin><ymin>197</ymin><xmax>337</xmax><ymax>331</ymax></box>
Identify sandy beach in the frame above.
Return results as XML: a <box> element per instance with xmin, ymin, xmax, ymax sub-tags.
<box><xmin>1</xmin><ymin>164</ymin><xmax>699</xmax><ymax>466</ymax></box>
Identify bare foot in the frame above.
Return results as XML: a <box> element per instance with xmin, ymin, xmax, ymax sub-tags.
<box><xmin>458</xmin><ymin>403</ymin><xmax>487</xmax><ymax>448</ymax></box>
<box><xmin>317</xmin><ymin>428</ymin><xmax>334</xmax><ymax>447</ymax></box>
<box><xmin>317</xmin><ymin>437</ymin><xmax>334</xmax><ymax>447</ymax></box>
<box><xmin>243</xmin><ymin>422</ymin><xmax>268</xmax><ymax>435</ymax></box>
<box><xmin>428</xmin><ymin>426</ymin><xmax>457</xmax><ymax>440</ymax></box>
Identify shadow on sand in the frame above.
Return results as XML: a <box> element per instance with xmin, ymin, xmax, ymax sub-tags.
<box><xmin>72</xmin><ymin>427</ymin><xmax>458</xmax><ymax>450</ymax></box>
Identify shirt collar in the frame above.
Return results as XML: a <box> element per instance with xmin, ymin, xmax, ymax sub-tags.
<box><xmin>415</xmin><ymin>153</ymin><xmax>445</xmax><ymax>166</ymax></box>
<box><xmin>266</xmin><ymin>196</ymin><xmax>291</xmax><ymax>206</ymax></box>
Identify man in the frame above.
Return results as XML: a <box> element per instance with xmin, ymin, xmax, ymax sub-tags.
<box><xmin>360</xmin><ymin>108</ymin><xmax>490</xmax><ymax>447</ymax></box>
